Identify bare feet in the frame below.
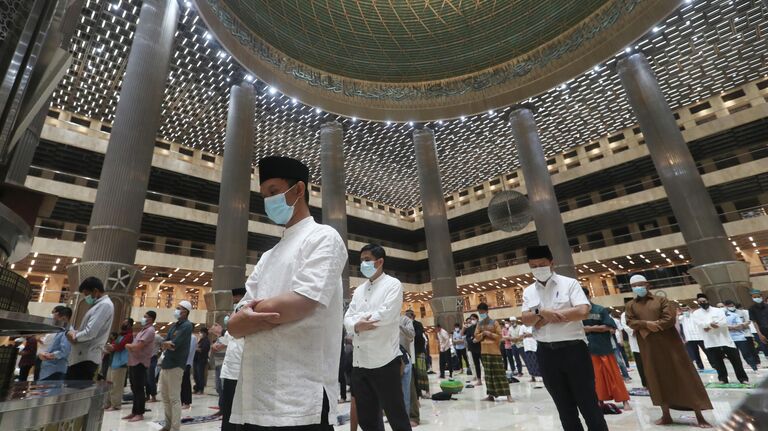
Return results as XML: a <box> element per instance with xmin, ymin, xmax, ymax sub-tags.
<box><xmin>104</xmin><ymin>407</ymin><xmax>119</xmax><ymax>412</ymax></box>
<box><xmin>128</xmin><ymin>415</ymin><xmax>143</xmax><ymax>422</ymax></box>
<box><xmin>695</xmin><ymin>411</ymin><xmax>712</xmax><ymax>428</ymax></box>
<box><xmin>409</xmin><ymin>421</ymin><xmax>419</xmax><ymax>427</ymax></box>
<box><xmin>506</xmin><ymin>396</ymin><xmax>514</xmax><ymax>403</ymax></box>
<box><xmin>622</xmin><ymin>401</ymin><xmax>632</xmax><ymax>411</ymax></box>
<box><xmin>654</xmin><ymin>416</ymin><xmax>673</xmax><ymax>426</ymax></box>
<box><xmin>121</xmin><ymin>414</ymin><xmax>135</xmax><ymax>420</ymax></box>
<box><xmin>482</xmin><ymin>395</ymin><xmax>495</xmax><ymax>402</ymax></box>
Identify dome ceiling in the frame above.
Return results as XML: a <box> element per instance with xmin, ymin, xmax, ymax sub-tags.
<box><xmin>195</xmin><ymin>0</ymin><xmax>681</xmax><ymax>121</ymax></box>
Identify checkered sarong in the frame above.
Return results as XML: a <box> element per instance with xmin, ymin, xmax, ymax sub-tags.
<box><xmin>481</xmin><ymin>354</ymin><xmax>510</xmax><ymax>397</ymax></box>
<box><xmin>415</xmin><ymin>353</ymin><xmax>430</xmax><ymax>392</ymax></box>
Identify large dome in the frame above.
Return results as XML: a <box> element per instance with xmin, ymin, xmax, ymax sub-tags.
<box><xmin>195</xmin><ymin>0</ymin><xmax>680</xmax><ymax>121</ymax></box>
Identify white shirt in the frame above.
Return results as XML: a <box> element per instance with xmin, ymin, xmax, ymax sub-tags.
<box><xmin>521</xmin><ymin>325</ymin><xmax>537</xmax><ymax>352</ymax></box>
<box><xmin>738</xmin><ymin>309</ymin><xmax>754</xmax><ymax>338</ymax></box>
<box><xmin>621</xmin><ymin>312</ymin><xmax>640</xmax><ymax>353</ymax></box>
<box><xmin>219</xmin><ymin>332</ymin><xmax>244</xmax><ymax>380</ymax></box>
<box><xmin>679</xmin><ymin>314</ymin><xmax>703</xmax><ymax>341</ymax></box>
<box><xmin>522</xmin><ymin>273</ymin><xmax>590</xmax><ymax>343</ymax></box>
<box><xmin>38</xmin><ymin>333</ymin><xmax>56</xmax><ymax>354</ymax></box>
<box><xmin>186</xmin><ymin>333</ymin><xmax>197</xmax><ymax>367</ymax></box>
<box><xmin>437</xmin><ymin>328</ymin><xmax>451</xmax><ymax>352</ymax></box>
<box><xmin>508</xmin><ymin>324</ymin><xmax>524</xmax><ymax>348</ymax></box>
<box><xmin>692</xmin><ymin>307</ymin><xmax>735</xmax><ymax>349</ymax></box>
<box><xmin>612</xmin><ymin>317</ymin><xmax>624</xmax><ymax>345</ymax></box>
<box><xmin>232</xmin><ymin>217</ymin><xmax>347</xmax><ymax>427</ymax></box>
<box><xmin>344</xmin><ymin>273</ymin><xmax>404</xmax><ymax>369</ymax></box>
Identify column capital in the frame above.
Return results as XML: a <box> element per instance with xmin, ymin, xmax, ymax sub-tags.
<box><xmin>507</xmin><ymin>103</ymin><xmax>538</xmax><ymax>121</ymax></box>
<box><xmin>412</xmin><ymin>126</ymin><xmax>434</xmax><ymax>140</ymax></box>
<box><xmin>616</xmin><ymin>51</ymin><xmax>650</xmax><ymax>74</ymax></box>
<box><xmin>320</xmin><ymin>120</ymin><xmax>342</xmax><ymax>131</ymax></box>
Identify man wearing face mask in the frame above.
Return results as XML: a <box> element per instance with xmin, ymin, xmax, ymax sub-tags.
<box><xmin>724</xmin><ymin>300</ymin><xmax>758</xmax><ymax>372</ymax></box>
<box><xmin>678</xmin><ymin>305</ymin><xmax>707</xmax><ymax>370</ymax></box>
<box><xmin>104</xmin><ymin>317</ymin><xmax>134</xmax><ymax>411</ymax></box>
<box><xmin>461</xmin><ymin>314</ymin><xmax>482</xmax><ymax>386</ymax></box>
<box><xmin>214</xmin><ymin>287</ymin><xmax>246</xmax><ymax>431</ymax></box>
<box><xmin>226</xmin><ymin>156</ymin><xmax>347</xmax><ymax>431</ymax></box>
<box><xmin>124</xmin><ymin>311</ymin><xmax>157</xmax><ymax>422</ymax></box>
<box><xmin>473</xmin><ymin>303</ymin><xmax>512</xmax><ymax>402</ymax></box>
<box><xmin>344</xmin><ymin>244</ymin><xmax>411</xmax><ymax>431</ymax></box>
<box><xmin>691</xmin><ymin>293</ymin><xmax>748</xmax><ymax>384</ymax></box>
<box><xmin>520</xmin><ymin>245</ymin><xmax>606</xmax><ymax>431</ymax></box>
<box><xmin>748</xmin><ymin>290</ymin><xmax>768</xmax><ymax>360</ymax></box>
<box><xmin>39</xmin><ymin>306</ymin><xmax>73</xmax><ymax>381</ymax></box>
<box><xmin>625</xmin><ymin>276</ymin><xmax>712</xmax><ymax>428</ymax></box>
<box><xmin>66</xmin><ymin>277</ymin><xmax>114</xmax><ymax>381</ymax></box>
<box><xmin>160</xmin><ymin>300</ymin><xmax>194</xmax><ymax>431</ymax></box>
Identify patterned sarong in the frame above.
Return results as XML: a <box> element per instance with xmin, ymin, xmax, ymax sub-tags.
<box><xmin>415</xmin><ymin>353</ymin><xmax>430</xmax><ymax>392</ymax></box>
<box><xmin>481</xmin><ymin>354</ymin><xmax>510</xmax><ymax>397</ymax></box>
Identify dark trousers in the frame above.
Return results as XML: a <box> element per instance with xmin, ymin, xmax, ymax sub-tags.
<box><xmin>221</xmin><ymin>378</ymin><xmax>239</xmax><ymax>431</ymax></box>
<box><xmin>339</xmin><ymin>363</ymin><xmax>347</xmax><ymax>400</ymax></box>
<box><xmin>146</xmin><ymin>355</ymin><xmax>158</xmax><ymax>397</ymax></box>
<box><xmin>129</xmin><ymin>364</ymin><xmax>147</xmax><ymax>415</ymax></box>
<box><xmin>707</xmin><ymin>346</ymin><xmax>748</xmax><ymax>383</ymax></box>
<box><xmin>181</xmin><ymin>364</ymin><xmax>192</xmax><ymax>405</ymax></box>
<box><xmin>455</xmin><ymin>348</ymin><xmax>470</xmax><ymax>372</ymax></box>
<box><xmin>633</xmin><ymin>351</ymin><xmax>648</xmax><ymax>388</ymax></box>
<box><xmin>736</xmin><ymin>339</ymin><xmax>759</xmax><ymax>371</ymax></box>
<box><xmin>243</xmin><ymin>391</ymin><xmax>331</xmax><ymax>431</ymax></box>
<box><xmin>756</xmin><ymin>329</ymin><xmax>768</xmax><ymax>358</ymax></box>
<box><xmin>66</xmin><ymin>361</ymin><xmax>98</xmax><ymax>381</ymax></box>
<box><xmin>537</xmin><ymin>341</ymin><xmax>608</xmax><ymax>431</ymax></box>
<box><xmin>510</xmin><ymin>346</ymin><xmax>523</xmax><ymax>374</ymax></box>
<box><xmin>685</xmin><ymin>340</ymin><xmax>706</xmax><ymax>369</ymax></box>
<box><xmin>18</xmin><ymin>365</ymin><xmax>33</xmax><ymax>382</ymax></box>
<box><xmin>193</xmin><ymin>359</ymin><xmax>208</xmax><ymax>392</ymax></box>
<box><xmin>33</xmin><ymin>357</ymin><xmax>42</xmax><ymax>381</ymax></box>
<box><xmin>501</xmin><ymin>344</ymin><xmax>509</xmax><ymax>370</ymax></box>
<box><xmin>438</xmin><ymin>350</ymin><xmax>452</xmax><ymax>378</ymax></box>
<box><xmin>352</xmin><ymin>358</ymin><xmax>412</xmax><ymax>431</ymax></box>
<box><xmin>470</xmin><ymin>350</ymin><xmax>482</xmax><ymax>379</ymax></box>
<box><xmin>617</xmin><ymin>344</ymin><xmax>630</xmax><ymax>368</ymax></box>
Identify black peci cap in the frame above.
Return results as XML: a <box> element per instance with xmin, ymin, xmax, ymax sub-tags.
<box><xmin>258</xmin><ymin>156</ymin><xmax>309</xmax><ymax>185</ymax></box>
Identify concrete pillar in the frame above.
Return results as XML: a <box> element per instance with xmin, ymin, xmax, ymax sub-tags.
<box><xmin>204</xmin><ymin>83</ymin><xmax>255</xmax><ymax>326</ymax></box>
<box><xmin>617</xmin><ymin>52</ymin><xmax>751</xmax><ymax>304</ymax></box>
<box><xmin>413</xmin><ymin>127</ymin><xmax>461</xmax><ymax>329</ymax></box>
<box><xmin>508</xmin><ymin>106</ymin><xmax>577</xmax><ymax>278</ymax></box>
<box><xmin>67</xmin><ymin>0</ymin><xmax>179</xmax><ymax>332</ymax></box>
<box><xmin>4</xmin><ymin>100</ymin><xmax>49</xmax><ymax>185</ymax></box>
<box><xmin>320</xmin><ymin>121</ymin><xmax>350</xmax><ymax>302</ymax></box>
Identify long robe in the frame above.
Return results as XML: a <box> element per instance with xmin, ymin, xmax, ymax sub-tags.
<box><xmin>626</xmin><ymin>295</ymin><xmax>712</xmax><ymax>411</ymax></box>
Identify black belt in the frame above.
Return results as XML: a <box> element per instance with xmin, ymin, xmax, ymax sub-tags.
<box><xmin>537</xmin><ymin>340</ymin><xmax>584</xmax><ymax>350</ymax></box>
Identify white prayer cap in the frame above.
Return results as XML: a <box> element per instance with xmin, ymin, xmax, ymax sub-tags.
<box><xmin>629</xmin><ymin>274</ymin><xmax>648</xmax><ymax>285</ymax></box>
<box><xmin>178</xmin><ymin>300</ymin><xmax>193</xmax><ymax>311</ymax></box>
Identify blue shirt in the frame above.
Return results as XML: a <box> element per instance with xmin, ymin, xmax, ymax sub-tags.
<box><xmin>725</xmin><ymin>310</ymin><xmax>746</xmax><ymax>342</ymax></box>
<box><xmin>41</xmin><ymin>328</ymin><xmax>72</xmax><ymax>380</ymax></box>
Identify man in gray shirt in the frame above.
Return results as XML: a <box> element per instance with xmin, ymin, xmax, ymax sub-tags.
<box><xmin>160</xmin><ymin>300</ymin><xmax>194</xmax><ymax>431</ymax></box>
<box><xmin>65</xmin><ymin>277</ymin><xmax>114</xmax><ymax>381</ymax></box>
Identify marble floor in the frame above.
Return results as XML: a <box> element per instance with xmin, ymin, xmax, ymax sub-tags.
<box><xmin>101</xmin><ymin>364</ymin><xmax>761</xmax><ymax>431</ymax></box>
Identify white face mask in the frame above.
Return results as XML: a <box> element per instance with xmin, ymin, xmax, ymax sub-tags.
<box><xmin>531</xmin><ymin>266</ymin><xmax>553</xmax><ymax>283</ymax></box>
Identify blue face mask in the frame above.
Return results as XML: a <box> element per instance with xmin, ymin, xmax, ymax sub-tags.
<box><xmin>478</xmin><ymin>313</ymin><xmax>488</xmax><ymax>320</ymax></box>
<box><xmin>223</xmin><ymin>315</ymin><xmax>230</xmax><ymax>328</ymax></box>
<box><xmin>754</xmin><ymin>297</ymin><xmax>764</xmax><ymax>304</ymax></box>
<box><xmin>361</xmin><ymin>261</ymin><xmax>377</xmax><ymax>278</ymax></box>
<box><xmin>632</xmin><ymin>286</ymin><xmax>648</xmax><ymax>298</ymax></box>
<box><xmin>84</xmin><ymin>295</ymin><xmax>95</xmax><ymax>305</ymax></box>
<box><xmin>264</xmin><ymin>184</ymin><xmax>299</xmax><ymax>225</ymax></box>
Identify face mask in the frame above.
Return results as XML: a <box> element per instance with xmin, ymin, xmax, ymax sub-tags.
<box><xmin>360</xmin><ymin>261</ymin><xmax>377</xmax><ymax>278</ymax></box>
<box><xmin>727</xmin><ymin>306</ymin><xmax>736</xmax><ymax>312</ymax></box>
<box><xmin>141</xmin><ymin>317</ymin><xmax>148</xmax><ymax>326</ymax></box>
<box><xmin>223</xmin><ymin>315</ymin><xmax>230</xmax><ymax>328</ymax></box>
<box><xmin>84</xmin><ymin>295</ymin><xmax>95</xmax><ymax>305</ymax></box>
<box><xmin>632</xmin><ymin>287</ymin><xmax>648</xmax><ymax>298</ymax></box>
<box><xmin>754</xmin><ymin>298</ymin><xmax>764</xmax><ymax>304</ymax></box>
<box><xmin>470</xmin><ymin>319</ymin><xmax>477</xmax><ymax>325</ymax></box>
<box><xmin>683</xmin><ymin>311</ymin><xmax>690</xmax><ymax>317</ymax></box>
<box><xmin>504</xmin><ymin>323</ymin><xmax>510</xmax><ymax>328</ymax></box>
<box><xmin>700</xmin><ymin>303</ymin><xmax>710</xmax><ymax>310</ymax></box>
<box><xmin>531</xmin><ymin>267</ymin><xmax>552</xmax><ymax>283</ymax></box>
<box><xmin>264</xmin><ymin>184</ymin><xmax>299</xmax><ymax>225</ymax></box>
<box><xmin>454</xmin><ymin>328</ymin><xmax>460</xmax><ymax>333</ymax></box>
<box><xmin>174</xmin><ymin>309</ymin><xmax>182</xmax><ymax>319</ymax></box>
<box><xmin>478</xmin><ymin>313</ymin><xmax>488</xmax><ymax>320</ymax></box>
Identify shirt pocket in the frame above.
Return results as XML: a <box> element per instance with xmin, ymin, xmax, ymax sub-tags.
<box><xmin>551</xmin><ymin>289</ymin><xmax>572</xmax><ymax>309</ymax></box>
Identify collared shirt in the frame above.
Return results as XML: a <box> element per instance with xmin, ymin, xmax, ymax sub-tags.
<box><xmin>161</xmin><ymin>319</ymin><xmax>193</xmax><ymax>370</ymax></box>
<box><xmin>522</xmin><ymin>273</ymin><xmax>590</xmax><ymax>343</ymax></box>
<box><xmin>508</xmin><ymin>324</ymin><xmax>524</xmax><ymax>348</ymax></box>
<box><xmin>232</xmin><ymin>216</ymin><xmax>347</xmax><ymax>427</ymax></box>
<box><xmin>679</xmin><ymin>314</ymin><xmax>703</xmax><ymax>341</ymax></box>
<box><xmin>725</xmin><ymin>310</ymin><xmax>747</xmax><ymax>342</ymax></box>
<box><xmin>737</xmin><ymin>310</ymin><xmax>754</xmax><ymax>337</ymax></box>
<box><xmin>621</xmin><ymin>312</ymin><xmax>640</xmax><ymax>352</ymax></box>
<box><xmin>152</xmin><ymin>334</ymin><xmax>164</xmax><ymax>357</ymax></box>
<box><xmin>219</xmin><ymin>332</ymin><xmax>244</xmax><ymax>381</ymax></box>
<box><xmin>69</xmin><ymin>295</ymin><xmax>114</xmax><ymax>366</ymax></box>
<box><xmin>692</xmin><ymin>307</ymin><xmax>734</xmax><ymax>349</ymax></box>
<box><xmin>128</xmin><ymin>325</ymin><xmax>157</xmax><ymax>367</ymax></box>
<box><xmin>437</xmin><ymin>328</ymin><xmax>451</xmax><ymax>352</ymax></box>
<box><xmin>399</xmin><ymin>316</ymin><xmax>415</xmax><ymax>360</ymax></box>
<box><xmin>749</xmin><ymin>303</ymin><xmax>768</xmax><ymax>330</ymax></box>
<box><xmin>583</xmin><ymin>303</ymin><xmax>617</xmax><ymax>356</ymax></box>
<box><xmin>502</xmin><ymin>326</ymin><xmax>512</xmax><ymax>349</ymax></box>
<box><xmin>344</xmin><ymin>273</ymin><xmax>404</xmax><ymax>369</ymax></box>
<box><xmin>186</xmin><ymin>333</ymin><xmax>197</xmax><ymax>367</ymax></box>
<box><xmin>452</xmin><ymin>329</ymin><xmax>465</xmax><ymax>350</ymax></box>
<box><xmin>521</xmin><ymin>325</ymin><xmax>537</xmax><ymax>352</ymax></box>
<box><xmin>40</xmin><ymin>325</ymin><xmax>72</xmax><ymax>380</ymax></box>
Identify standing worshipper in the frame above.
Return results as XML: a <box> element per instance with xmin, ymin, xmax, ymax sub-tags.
<box><xmin>474</xmin><ymin>303</ymin><xmax>512</xmax><ymax>402</ymax></box>
<box><xmin>625</xmin><ymin>275</ymin><xmax>712</xmax><ymax>428</ymax></box>
<box><xmin>501</xmin><ymin>320</ymin><xmax>513</xmax><ymax>373</ymax></box>
<box><xmin>17</xmin><ymin>336</ymin><xmax>37</xmax><ymax>381</ymax></box>
<box><xmin>160</xmin><ymin>300</ymin><xmax>194</xmax><ymax>431</ymax></box>
<box><xmin>520</xmin><ymin>323</ymin><xmax>542</xmax><ymax>386</ymax></box>
<box><xmin>409</xmin><ymin>310</ymin><xmax>430</xmax><ymax>397</ymax></box>
<box><xmin>403</xmin><ymin>310</ymin><xmax>421</xmax><ymax>426</ymax></box>
<box><xmin>582</xmin><ymin>289</ymin><xmax>631</xmax><ymax>411</ymax></box>
<box><xmin>344</xmin><ymin>243</ymin><xmax>411</xmax><ymax>431</ymax></box>
<box><xmin>181</xmin><ymin>329</ymin><xmax>197</xmax><ymax>409</ymax></box>
<box><xmin>724</xmin><ymin>300</ymin><xmax>758</xmax><ymax>372</ymax></box>
<box><xmin>436</xmin><ymin>324</ymin><xmax>452</xmax><ymax>379</ymax></box>
<box><xmin>748</xmin><ymin>290</ymin><xmax>768</xmax><ymax>361</ymax></box>
<box><xmin>520</xmin><ymin>245</ymin><xmax>607</xmax><ymax>431</ymax></box>
<box><xmin>622</xmin><ymin>298</ymin><xmax>648</xmax><ymax>388</ymax></box>
<box><xmin>679</xmin><ymin>305</ymin><xmax>707</xmax><ymax>370</ymax></box>
<box><xmin>123</xmin><ymin>311</ymin><xmax>157</xmax><ymax>422</ymax></box>
<box><xmin>452</xmin><ymin>323</ymin><xmax>470</xmax><ymax>374</ymax></box>
<box><xmin>508</xmin><ymin>318</ymin><xmax>524</xmax><ymax>377</ymax></box>
<box><xmin>66</xmin><ymin>277</ymin><xmax>114</xmax><ymax>381</ymax></box>
<box><xmin>226</xmin><ymin>156</ymin><xmax>347</xmax><ymax>430</ymax></box>
<box><xmin>193</xmin><ymin>326</ymin><xmax>211</xmax><ymax>394</ymax></box>
<box><xmin>462</xmin><ymin>314</ymin><xmax>482</xmax><ymax>386</ymax></box>
<box><xmin>218</xmin><ymin>288</ymin><xmax>247</xmax><ymax>431</ymax></box>
<box><xmin>736</xmin><ymin>303</ymin><xmax>760</xmax><ymax>368</ymax></box>
<box><xmin>399</xmin><ymin>312</ymin><xmax>419</xmax><ymax>427</ymax></box>
<box><xmin>611</xmin><ymin>313</ymin><xmax>631</xmax><ymax>382</ymax></box>
<box><xmin>692</xmin><ymin>293</ymin><xmax>748</xmax><ymax>384</ymax></box>
<box><xmin>104</xmin><ymin>318</ymin><xmax>134</xmax><ymax>411</ymax></box>
<box><xmin>147</xmin><ymin>332</ymin><xmax>163</xmax><ymax>403</ymax></box>
<box><xmin>39</xmin><ymin>306</ymin><xmax>73</xmax><ymax>381</ymax></box>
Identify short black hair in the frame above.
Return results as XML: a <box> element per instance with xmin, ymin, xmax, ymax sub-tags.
<box><xmin>470</xmin><ymin>313</ymin><xmax>479</xmax><ymax>319</ymax></box>
<box><xmin>477</xmin><ymin>302</ymin><xmax>489</xmax><ymax>311</ymax></box>
<box><xmin>232</xmin><ymin>287</ymin><xmax>247</xmax><ymax>297</ymax></box>
<box><xmin>146</xmin><ymin>310</ymin><xmax>157</xmax><ymax>320</ymax></box>
<box><xmin>53</xmin><ymin>305</ymin><xmax>72</xmax><ymax>319</ymax></box>
<box><xmin>697</xmin><ymin>293</ymin><xmax>708</xmax><ymax>300</ymax></box>
<box><xmin>724</xmin><ymin>299</ymin><xmax>735</xmax><ymax>306</ymax></box>
<box><xmin>623</xmin><ymin>297</ymin><xmax>633</xmax><ymax>304</ymax></box>
<box><xmin>200</xmin><ymin>326</ymin><xmax>209</xmax><ymax>334</ymax></box>
<box><xmin>361</xmin><ymin>244</ymin><xmax>386</xmax><ymax>260</ymax></box>
<box><xmin>79</xmin><ymin>276</ymin><xmax>104</xmax><ymax>293</ymax></box>
<box><xmin>126</xmin><ymin>318</ymin><xmax>134</xmax><ymax>326</ymax></box>
<box><xmin>286</xmin><ymin>179</ymin><xmax>310</xmax><ymax>204</ymax></box>
<box><xmin>454</xmin><ymin>323</ymin><xmax>460</xmax><ymax>327</ymax></box>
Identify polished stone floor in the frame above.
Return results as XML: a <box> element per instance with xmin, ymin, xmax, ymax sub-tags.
<box><xmin>101</xmin><ymin>363</ymin><xmax>761</xmax><ymax>430</ymax></box>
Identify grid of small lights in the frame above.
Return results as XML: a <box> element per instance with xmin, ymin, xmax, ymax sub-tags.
<box><xmin>49</xmin><ymin>0</ymin><xmax>768</xmax><ymax>209</ymax></box>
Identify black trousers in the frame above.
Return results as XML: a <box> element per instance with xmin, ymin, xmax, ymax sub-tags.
<box><xmin>146</xmin><ymin>355</ymin><xmax>158</xmax><ymax>397</ymax></box>
<box><xmin>510</xmin><ymin>346</ymin><xmax>523</xmax><ymax>374</ymax></box>
<box><xmin>500</xmin><ymin>343</ymin><xmax>509</xmax><ymax>370</ymax></box>
<box><xmin>633</xmin><ymin>351</ymin><xmax>648</xmax><ymax>388</ymax></box>
<box><xmin>470</xmin><ymin>350</ymin><xmax>482</xmax><ymax>379</ymax></box>
<box><xmin>221</xmin><ymin>378</ymin><xmax>239</xmax><ymax>431</ymax></box>
<box><xmin>455</xmin><ymin>348</ymin><xmax>470</xmax><ymax>372</ymax></box>
<box><xmin>352</xmin><ymin>358</ymin><xmax>412</xmax><ymax>431</ymax></box>
<box><xmin>33</xmin><ymin>357</ymin><xmax>42</xmax><ymax>381</ymax></box>
<box><xmin>736</xmin><ymin>339</ymin><xmax>759</xmax><ymax>371</ymax></box>
<box><xmin>66</xmin><ymin>361</ymin><xmax>98</xmax><ymax>381</ymax></box>
<box><xmin>18</xmin><ymin>365</ymin><xmax>33</xmax><ymax>382</ymax></box>
<box><xmin>685</xmin><ymin>340</ymin><xmax>706</xmax><ymax>369</ymax></box>
<box><xmin>129</xmin><ymin>363</ymin><xmax>147</xmax><ymax>415</ymax></box>
<box><xmin>438</xmin><ymin>351</ymin><xmax>452</xmax><ymax>378</ymax></box>
<box><xmin>537</xmin><ymin>341</ymin><xmax>608</xmax><ymax>431</ymax></box>
<box><xmin>707</xmin><ymin>346</ymin><xmax>748</xmax><ymax>383</ymax></box>
<box><xmin>181</xmin><ymin>364</ymin><xmax>192</xmax><ymax>405</ymax></box>
<box><xmin>242</xmin><ymin>391</ymin><xmax>331</xmax><ymax>431</ymax></box>
<box><xmin>193</xmin><ymin>358</ymin><xmax>208</xmax><ymax>392</ymax></box>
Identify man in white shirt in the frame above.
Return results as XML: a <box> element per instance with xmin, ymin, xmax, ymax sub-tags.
<box><xmin>212</xmin><ymin>287</ymin><xmax>246</xmax><ymax>431</ymax></box>
<box><xmin>66</xmin><ymin>277</ymin><xmax>114</xmax><ymax>381</ymax></box>
<box><xmin>622</xmin><ymin>297</ymin><xmax>648</xmax><ymax>388</ymax></box>
<box><xmin>227</xmin><ymin>156</ymin><xmax>348</xmax><ymax>431</ymax></box>
<box><xmin>436</xmin><ymin>324</ymin><xmax>452</xmax><ymax>379</ymax></box>
<box><xmin>679</xmin><ymin>305</ymin><xmax>708</xmax><ymax>370</ymax></box>
<box><xmin>520</xmin><ymin>245</ymin><xmax>607</xmax><ymax>431</ymax></box>
<box><xmin>344</xmin><ymin>244</ymin><xmax>411</xmax><ymax>431</ymax></box>
<box><xmin>691</xmin><ymin>293</ymin><xmax>748</xmax><ymax>384</ymax></box>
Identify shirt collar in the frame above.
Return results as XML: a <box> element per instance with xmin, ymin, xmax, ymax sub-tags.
<box><xmin>283</xmin><ymin>216</ymin><xmax>314</xmax><ymax>238</ymax></box>
<box><xmin>535</xmin><ymin>272</ymin><xmax>559</xmax><ymax>288</ymax></box>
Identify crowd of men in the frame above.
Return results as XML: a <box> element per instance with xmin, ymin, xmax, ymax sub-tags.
<box><xmin>18</xmin><ymin>155</ymin><xmax>765</xmax><ymax>431</ymax></box>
